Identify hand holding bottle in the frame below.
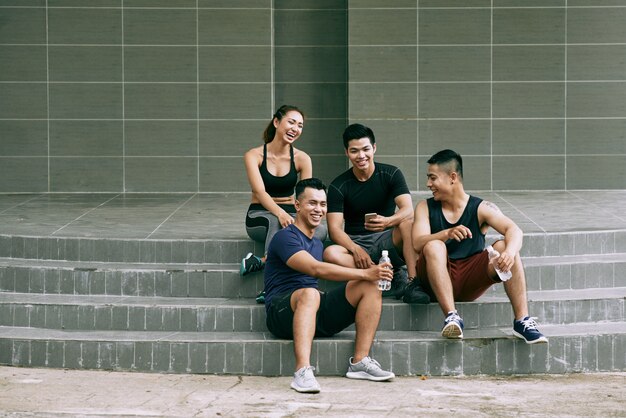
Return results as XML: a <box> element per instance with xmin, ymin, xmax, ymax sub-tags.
<box><xmin>486</xmin><ymin>245</ymin><xmax>512</xmax><ymax>282</ymax></box>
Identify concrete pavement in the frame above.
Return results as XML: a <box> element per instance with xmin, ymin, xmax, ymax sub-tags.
<box><xmin>0</xmin><ymin>366</ymin><xmax>624</xmax><ymax>417</ymax></box>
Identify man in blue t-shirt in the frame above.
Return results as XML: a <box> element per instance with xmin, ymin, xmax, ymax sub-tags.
<box><xmin>324</xmin><ymin>123</ymin><xmax>429</xmax><ymax>304</ymax></box>
<box><xmin>264</xmin><ymin>178</ymin><xmax>395</xmax><ymax>393</ymax></box>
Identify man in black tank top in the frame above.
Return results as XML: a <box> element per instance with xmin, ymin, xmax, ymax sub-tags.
<box><xmin>412</xmin><ymin>149</ymin><xmax>547</xmax><ymax>345</ymax></box>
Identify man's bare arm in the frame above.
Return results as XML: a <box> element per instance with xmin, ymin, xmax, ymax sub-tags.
<box><xmin>286</xmin><ymin>250</ymin><xmax>392</xmax><ymax>282</ymax></box>
<box><xmin>478</xmin><ymin>200</ymin><xmax>523</xmax><ymax>271</ymax></box>
<box><xmin>412</xmin><ymin>200</ymin><xmax>473</xmax><ymax>253</ymax></box>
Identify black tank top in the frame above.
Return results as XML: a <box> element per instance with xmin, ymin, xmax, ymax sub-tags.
<box><xmin>260</xmin><ymin>143</ymin><xmax>298</xmax><ymax>198</ymax></box>
<box><xmin>427</xmin><ymin>195</ymin><xmax>485</xmax><ymax>260</ymax></box>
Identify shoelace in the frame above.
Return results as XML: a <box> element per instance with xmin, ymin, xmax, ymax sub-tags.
<box><xmin>445</xmin><ymin>313</ymin><xmax>462</xmax><ymax>324</ymax></box>
<box><xmin>248</xmin><ymin>257</ymin><xmax>263</xmax><ymax>272</ymax></box>
<box><xmin>519</xmin><ymin>317</ymin><xmax>540</xmax><ymax>331</ymax></box>
<box><xmin>361</xmin><ymin>357</ymin><xmax>382</xmax><ymax>372</ymax></box>
<box><xmin>298</xmin><ymin>366</ymin><xmax>316</xmax><ymax>381</ymax></box>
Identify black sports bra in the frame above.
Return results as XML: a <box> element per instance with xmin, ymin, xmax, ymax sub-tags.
<box><xmin>260</xmin><ymin>143</ymin><xmax>298</xmax><ymax>198</ymax></box>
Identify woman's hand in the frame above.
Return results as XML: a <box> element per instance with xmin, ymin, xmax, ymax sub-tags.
<box><xmin>278</xmin><ymin>210</ymin><xmax>295</xmax><ymax>228</ymax></box>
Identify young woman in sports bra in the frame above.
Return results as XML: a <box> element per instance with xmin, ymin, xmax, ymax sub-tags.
<box><xmin>241</xmin><ymin>105</ymin><xmax>327</xmax><ymax>296</ymax></box>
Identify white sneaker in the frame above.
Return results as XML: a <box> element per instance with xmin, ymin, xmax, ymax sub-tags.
<box><xmin>290</xmin><ymin>366</ymin><xmax>321</xmax><ymax>393</ymax></box>
<box><xmin>345</xmin><ymin>356</ymin><xmax>395</xmax><ymax>381</ymax></box>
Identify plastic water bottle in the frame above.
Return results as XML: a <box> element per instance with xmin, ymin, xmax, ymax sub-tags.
<box><xmin>378</xmin><ymin>250</ymin><xmax>392</xmax><ymax>291</ymax></box>
<box><xmin>486</xmin><ymin>245</ymin><xmax>512</xmax><ymax>282</ymax></box>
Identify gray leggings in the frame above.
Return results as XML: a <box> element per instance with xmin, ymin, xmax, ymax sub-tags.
<box><xmin>245</xmin><ymin>206</ymin><xmax>327</xmax><ymax>255</ymax></box>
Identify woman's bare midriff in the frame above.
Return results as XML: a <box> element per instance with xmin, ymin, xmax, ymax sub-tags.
<box><xmin>251</xmin><ymin>196</ymin><xmax>294</xmax><ymax>205</ymax></box>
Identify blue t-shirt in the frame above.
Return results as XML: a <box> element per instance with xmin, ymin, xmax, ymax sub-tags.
<box><xmin>264</xmin><ymin>223</ymin><xmax>322</xmax><ymax>310</ymax></box>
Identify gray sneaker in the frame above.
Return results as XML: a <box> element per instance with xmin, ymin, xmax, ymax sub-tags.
<box><xmin>290</xmin><ymin>366</ymin><xmax>321</xmax><ymax>393</ymax></box>
<box><xmin>345</xmin><ymin>356</ymin><xmax>395</xmax><ymax>381</ymax></box>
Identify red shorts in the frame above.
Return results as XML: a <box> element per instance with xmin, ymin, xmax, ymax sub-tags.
<box><xmin>416</xmin><ymin>250</ymin><xmax>499</xmax><ymax>302</ymax></box>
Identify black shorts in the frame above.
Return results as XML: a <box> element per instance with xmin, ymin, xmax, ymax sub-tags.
<box><xmin>265</xmin><ymin>283</ymin><xmax>357</xmax><ymax>339</ymax></box>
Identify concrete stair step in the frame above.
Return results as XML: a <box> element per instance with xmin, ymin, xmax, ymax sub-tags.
<box><xmin>2</xmin><ymin>229</ymin><xmax>625</xmax><ymax>264</ymax></box>
<box><xmin>2</xmin><ymin>253</ymin><xmax>625</xmax><ymax>298</ymax></box>
<box><xmin>1</xmin><ymin>288</ymin><xmax>624</xmax><ymax>332</ymax></box>
<box><xmin>0</xmin><ymin>259</ymin><xmax>263</xmax><ymax>299</ymax></box>
<box><xmin>0</xmin><ymin>234</ymin><xmax>261</xmax><ymax>265</ymax></box>
<box><xmin>1</xmin><ymin>321</ymin><xmax>624</xmax><ymax>376</ymax></box>
<box><xmin>488</xmin><ymin>253</ymin><xmax>626</xmax><ymax>296</ymax></box>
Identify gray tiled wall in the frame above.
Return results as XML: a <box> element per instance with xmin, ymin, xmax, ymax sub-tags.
<box><xmin>348</xmin><ymin>1</ymin><xmax>626</xmax><ymax>190</ymax></box>
<box><xmin>1</xmin><ymin>1</ymin><xmax>624</xmax><ymax>192</ymax></box>
<box><xmin>0</xmin><ymin>0</ymin><xmax>347</xmax><ymax>193</ymax></box>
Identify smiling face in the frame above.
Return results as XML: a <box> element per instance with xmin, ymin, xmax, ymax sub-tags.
<box><xmin>426</xmin><ymin>163</ymin><xmax>458</xmax><ymax>201</ymax></box>
<box><xmin>295</xmin><ymin>186</ymin><xmax>327</xmax><ymax>231</ymax></box>
<box><xmin>346</xmin><ymin>137</ymin><xmax>376</xmax><ymax>175</ymax></box>
<box><xmin>273</xmin><ymin>110</ymin><xmax>304</xmax><ymax>144</ymax></box>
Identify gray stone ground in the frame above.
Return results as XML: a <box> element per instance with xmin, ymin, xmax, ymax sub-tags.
<box><xmin>0</xmin><ymin>366</ymin><xmax>624</xmax><ymax>417</ymax></box>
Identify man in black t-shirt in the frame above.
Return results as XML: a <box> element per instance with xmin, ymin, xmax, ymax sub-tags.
<box><xmin>324</xmin><ymin>124</ymin><xmax>429</xmax><ymax>303</ymax></box>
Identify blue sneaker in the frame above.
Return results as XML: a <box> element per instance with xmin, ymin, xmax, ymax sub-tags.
<box><xmin>240</xmin><ymin>252</ymin><xmax>264</xmax><ymax>276</ymax></box>
<box><xmin>513</xmin><ymin>316</ymin><xmax>548</xmax><ymax>344</ymax></box>
<box><xmin>441</xmin><ymin>311</ymin><xmax>464</xmax><ymax>339</ymax></box>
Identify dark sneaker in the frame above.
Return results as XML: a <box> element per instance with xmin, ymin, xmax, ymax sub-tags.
<box><xmin>402</xmin><ymin>279</ymin><xmax>430</xmax><ymax>304</ymax></box>
<box><xmin>291</xmin><ymin>366</ymin><xmax>321</xmax><ymax>393</ymax></box>
<box><xmin>240</xmin><ymin>252</ymin><xmax>264</xmax><ymax>276</ymax></box>
<box><xmin>513</xmin><ymin>316</ymin><xmax>548</xmax><ymax>344</ymax></box>
<box><xmin>345</xmin><ymin>356</ymin><xmax>395</xmax><ymax>381</ymax></box>
<box><xmin>441</xmin><ymin>311</ymin><xmax>464</xmax><ymax>339</ymax></box>
<box><xmin>255</xmin><ymin>290</ymin><xmax>265</xmax><ymax>304</ymax></box>
<box><xmin>383</xmin><ymin>267</ymin><xmax>409</xmax><ymax>299</ymax></box>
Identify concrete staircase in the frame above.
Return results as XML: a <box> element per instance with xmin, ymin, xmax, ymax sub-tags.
<box><xmin>0</xmin><ymin>231</ymin><xmax>625</xmax><ymax>376</ymax></box>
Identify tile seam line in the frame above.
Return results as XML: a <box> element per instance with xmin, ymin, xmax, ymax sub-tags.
<box><xmin>0</xmin><ymin>194</ymin><xmax>44</xmax><ymax>216</ymax></box>
<box><xmin>4</xmin><ymin>117</ymin><xmax>626</xmax><ymax>121</ymax></box>
<box><xmin>6</xmin><ymin>80</ymin><xmax>626</xmax><ymax>84</ymax></box>
<box><xmin>494</xmin><ymin>192</ymin><xmax>546</xmax><ymax>233</ymax></box>
<box><xmin>565</xmin><ymin>191</ymin><xmax>626</xmax><ymax>223</ymax></box>
<box><xmin>6</xmin><ymin>5</ymin><xmax>626</xmax><ymax>8</ymax></box>
<box><xmin>45</xmin><ymin>0</ymin><xmax>50</xmax><ymax>193</ymax></box>
<box><xmin>146</xmin><ymin>194</ymin><xmax>197</xmax><ymax>239</ymax></box>
<box><xmin>49</xmin><ymin>194</ymin><xmax>121</xmax><ymax>237</ymax></box>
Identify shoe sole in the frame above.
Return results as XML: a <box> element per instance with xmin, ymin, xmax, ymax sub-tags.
<box><xmin>345</xmin><ymin>371</ymin><xmax>395</xmax><ymax>382</ymax></box>
<box><xmin>239</xmin><ymin>254</ymin><xmax>251</xmax><ymax>276</ymax></box>
<box><xmin>441</xmin><ymin>323</ymin><xmax>463</xmax><ymax>339</ymax></box>
<box><xmin>290</xmin><ymin>382</ymin><xmax>320</xmax><ymax>393</ymax></box>
<box><xmin>513</xmin><ymin>330</ymin><xmax>548</xmax><ymax>344</ymax></box>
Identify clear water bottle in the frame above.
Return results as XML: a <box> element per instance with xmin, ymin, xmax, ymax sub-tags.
<box><xmin>486</xmin><ymin>245</ymin><xmax>512</xmax><ymax>282</ymax></box>
<box><xmin>378</xmin><ymin>250</ymin><xmax>392</xmax><ymax>291</ymax></box>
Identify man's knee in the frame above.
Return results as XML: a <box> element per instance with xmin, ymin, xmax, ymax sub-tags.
<box><xmin>345</xmin><ymin>279</ymin><xmax>381</xmax><ymax>307</ymax></box>
<box><xmin>323</xmin><ymin>245</ymin><xmax>346</xmax><ymax>264</ymax></box>
<box><xmin>291</xmin><ymin>288</ymin><xmax>320</xmax><ymax>311</ymax></box>
<box><xmin>422</xmin><ymin>240</ymin><xmax>447</xmax><ymax>259</ymax></box>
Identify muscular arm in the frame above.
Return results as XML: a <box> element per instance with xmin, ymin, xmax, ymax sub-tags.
<box><xmin>413</xmin><ymin>200</ymin><xmax>442</xmax><ymax>253</ymax></box>
<box><xmin>327</xmin><ymin>212</ymin><xmax>373</xmax><ymax>269</ymax></box>
<box><xmin>411</xmin><ymin>200</ymin><xmax>474</xmax><ymax>253</ymax></box>
<box><xmin>478</xmin><ymin>201</ymin><xmax>523</xmax><ymax>268</ymax></box>
<box><xmin>243</xmin><ymin>149</ymin><xmax>293</xmax><ymax>227</ymax></box>
<box><xmin>286</xmin><ymin>249</ymin><xmax>392</xmax><ymax>282</ymax></box>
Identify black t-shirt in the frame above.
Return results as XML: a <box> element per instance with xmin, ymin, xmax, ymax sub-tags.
<box><xmin>327</xmin><ymin>163</ymin><xmax>410</xmax><ymax>235</ymax></box>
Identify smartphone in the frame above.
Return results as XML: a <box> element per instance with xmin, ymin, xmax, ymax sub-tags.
<box><xmin>364</xmin><ymin>213</ymin><xmax>377</xmax><ymax>222</ymax></box>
